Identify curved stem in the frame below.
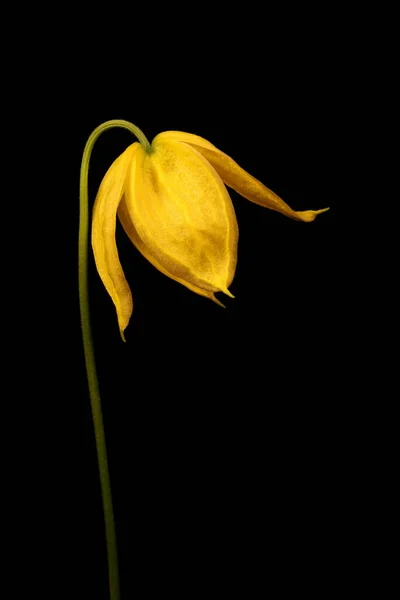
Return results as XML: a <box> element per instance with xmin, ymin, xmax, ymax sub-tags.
<box><xmin>79</xmin><ymin>120</ymin><xmax>150</xmax><ymax>600</ymax></box>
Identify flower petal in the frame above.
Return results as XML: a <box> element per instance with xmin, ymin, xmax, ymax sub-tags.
<box><xmin>91</xmin><ymin>143</ymin><xmax>139</xmax><ymax>340</ymax></box>
<box><xmin>155</xmin><ymin>131</ymin><xmax>329</xmax><ymax>222</ymax></box>
<box><xmin>118</xmin><ymin>195</ymin><xmax>226</xmax><ymax>307</ymax></box>
<box><xmin>124</xmin><ymin>137</ymin><xmax>238</xmax><ymax>296</ymax></box>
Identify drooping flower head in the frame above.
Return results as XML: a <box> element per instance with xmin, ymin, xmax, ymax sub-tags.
<box><xmin>92</xmin><ymin>130</ymin><xmax>329</xmax><ymax>340</ymax></box>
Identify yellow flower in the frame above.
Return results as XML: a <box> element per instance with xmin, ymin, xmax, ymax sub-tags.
<box><xmin>92</xmin><ymin>130</ymin><xmax>329</xmax><ymax>340</ymax></box>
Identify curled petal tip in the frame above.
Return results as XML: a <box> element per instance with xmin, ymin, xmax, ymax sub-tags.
<box><xmin>221</xmin><ymin>288</ymin><xmax>235</xmax><ymax>299</ymax></box>
<box><xmin>210</xmin><ymin>294</ymin><xmax>226</xmax><ymax>308</ymax></box>
<box><xmin>120</xmin><ymin>329</ymin><xmax>127</xmax><ymax>343</ymax></box>
<box><xmin>296</xmin><ymin>207</ymin><xmax>330</xmax><ymax>222</ymax></box>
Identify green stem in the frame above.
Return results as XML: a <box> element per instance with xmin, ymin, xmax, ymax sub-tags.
<box><xmin>79</xmin><ymin>120</ymin><xmax>151</xmax><ymax>600</ymax></box>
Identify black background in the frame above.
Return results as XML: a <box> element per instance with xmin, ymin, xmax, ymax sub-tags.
<box><xmin>39</xmin><ymin>14</ymin><xmax>349</xmax><ymax>598</ymax></box>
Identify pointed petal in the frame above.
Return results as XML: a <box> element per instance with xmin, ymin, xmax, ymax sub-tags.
<box><xmin>124</xmin><ymin>138</ymin><xmax>238</xmax><ymax>296</ymax></box>
<box><xmin>118</xmin><ymin>195</ymin><xmax>226</xmax><ymax>307</ymax></box>
<box><xmin>155</xmin><ymin>131</ymin><xmax>329</xmax><ymax>222</ymax></box>
<box><xmin>91</xmin><ymin>143</ymin><xmax>139</xmax><ymax>339</ymax></box>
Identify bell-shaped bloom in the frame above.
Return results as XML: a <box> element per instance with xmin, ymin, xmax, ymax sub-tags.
<box><xmin>92</xmin><ymin>131</ymin><xmax>329</xmax><ymax>339</ymax></box>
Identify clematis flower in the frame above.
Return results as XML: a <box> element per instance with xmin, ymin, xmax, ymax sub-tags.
<box><xmin>92</xmin><ymin>130</ymin><xmax>329</xmax><ymax>340</ymax></box>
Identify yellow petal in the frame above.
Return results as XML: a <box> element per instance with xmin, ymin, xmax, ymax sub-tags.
<box><xmin>91</xmin><ymin>143</ymin><xmax>139</xmax><ymax>340</ymax></box>
<box><xmin>124</xmin><ymin>137</ymin><xmax>238</xmax><ymax>296</ymax></box>
<box><xmin>155</xmin><ymin>131</ymin><xmax>329</xmax><ymax>222</ymax></box>
<box><xmin>118</xmin><ymin>195</ymin><xmax>226</xmax><ymax>307</ymax></box>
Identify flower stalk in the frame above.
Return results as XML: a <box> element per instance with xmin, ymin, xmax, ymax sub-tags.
<box><xmin>79</xmin><ymin>120</ymin><xmax>150</xmax><ymax>600</ymax></box>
